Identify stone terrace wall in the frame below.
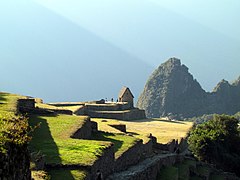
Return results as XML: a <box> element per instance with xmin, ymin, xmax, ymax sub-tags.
<box><xmin>154</xmin><ymin>138</ymin><xmax>188</xmax><ymax>153</ymax></box>
<box><xmin>107</xmin><ymin>154</ymin><xmax>184</xmax><ymax>180</ymax></box>
<box><xmin>85</xmin><ymin>103</ymin><xmax>131</xmax><ymax>111</ymax></box>
<box><xmin>70</xmin><ymin>117</ymin><xmax>93</xmax><ymax>139</ymax></box>
<box><xmin>86</xmin><ymin>108</ymin><xmax>146</xmax><ymax>120</ymax></box>
<box><xmin>0</xmin><ymin>144</ymin><xmax>31</xmax><ymax>180</ymax></box>
<box><xmin>90</xmin><ymin>144</ymin><xmax>115</xmax><ymax>180</ymax></box>
<box><xmin>114</xmin><ymin>138</ymin><xmax>153</xmax><ymax>172</ymax></box>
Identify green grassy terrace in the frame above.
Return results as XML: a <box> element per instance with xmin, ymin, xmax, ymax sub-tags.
<box><xmin>92</xmin><ymin>118</ymin><xmax>193</xmax><ymax>144</ymax></box>
<box><xmin>0</xmin><ymin>92</ymin><xmax>24</xmax><ymax>114</ymax></box>
<box><xmin>29</xmin><ymin>115</ymin><xmax>112</xmax><ymax>166</ymax></box>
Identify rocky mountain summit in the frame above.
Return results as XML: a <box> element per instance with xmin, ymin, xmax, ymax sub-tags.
<box><xmin>137</xmin><ymin>58</ymin><xmax>240</xmax><ymax>118</ymax></box>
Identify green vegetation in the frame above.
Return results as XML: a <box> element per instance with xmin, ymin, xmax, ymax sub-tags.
<box><xmin>157</xmin><ymin>166</ymin><xmax>178</xmax><ymax>180</ymax></box>
<box><xmin>92</xmin><ymin>131</ymin><xmax>139</xmax><ymax>158</ymax></box>
<box><xmin>0</xmin><ymin>114</ymin><xmax>30</xmax><ymax>153</ymax></box>
<box><xmin>29</xmin><ymin>115</ymin><xmax>111</xmax><ymax>165</ymax></box>
<box><xmin>0</xmin><ymin>92</ymin><xmax>24</xmax><ymax>114</ymax></box>
<box><xmin>48</xmin><ymin>169</ymin><xmax>87</xmax><ymax>180</ymax></box>
<box><xmin>92</xmin><ymin>118</ymin><xmax>126</xmax><ymax>134</ymax></box>
<box><xmin>188</xmin><ymin>115</ymin><xmax>240</xmax><ymax>176</ymax></box>
<box><xmin>0</xmin><ymin>92</ymin><xmax>30</xmax><ymax>153</ymax></box>
<box><xmin>157</xmin><ymin>159</ymin><xmax>226</xmax><ymax>180</ymax></box>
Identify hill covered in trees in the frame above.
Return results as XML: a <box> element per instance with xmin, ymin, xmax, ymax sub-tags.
<box><xmin>137</xmin><ymin>58</ymin><xmax>240</xmax><ymax>118</ymax></box>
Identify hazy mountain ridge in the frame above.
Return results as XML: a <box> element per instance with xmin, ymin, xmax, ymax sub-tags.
<box><xmin>0</xmin><ymin>1</ymin><xmax>152</xmax><ymax>102</ymax></box>
<box><xmin>137</xmin><ymin>58</ymin><xmax>240</xmax><ymax>118</ymax></box>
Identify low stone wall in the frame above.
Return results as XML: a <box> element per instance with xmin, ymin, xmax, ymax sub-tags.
<box><xmin>70</xmin><ymin>117</ymin><xmax>93</xmax><ymax>139</ymax></box>
<box><xmin>107</xmin><ymin>153</ymin><xmax>184</xmax><ymax>180</ymax></box>
<box><xmin>85</xmin><ymin>108</ymin><xmax>146</xmax><ymax>120</ymax></box>
<box><xmin>154</xmin><ymin>138</ymin><xmax>188</xmax><ymax>153</ymax></box>
<box><xmin>85</xmin><ymin>103</ymin><xmax>131</xmax><ymax>112</ymax></box>
<box><xmin>50</xmin><ymin>109</ymin><xmax>73</xmax><ymax>115</ymax></box>
<box><xmin>114</xmin><ymin>138</ymin><xmax>153</xmax><ymax>172</ymax></box>
<box><xmin>0</xmin><ymin>144</ymin><xmax>31</xmax><ymax>180</ymax></box>
<box><xmin>90</xmin><ymin>144</ymin><xmax>115</xmax><ymax>180</ymax></box>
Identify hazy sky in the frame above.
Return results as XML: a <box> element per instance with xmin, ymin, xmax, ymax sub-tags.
<box><xmin>35</xmin><ymin>0</ymin><xmax>240</xmax><ymax>41</ymax></box>
<box><xmin>34</xmin><ymin>0</ymin><xmax>240</xmax><ymax>91</ymax></box>
<box><xmin>0</xmin><ymin>0</ymin><xmax>239</xmax><ymax>101</ymax></box>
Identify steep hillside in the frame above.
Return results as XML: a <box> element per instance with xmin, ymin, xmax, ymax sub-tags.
<box><xmin>0</xmin><ymin>1</ymin><xmax>152</xmax><ymax>102</ymax></box>
<box><xmin>137</xmin><ymin>58</ymin><xmax>240</xmax><ymax>118</ymax></box>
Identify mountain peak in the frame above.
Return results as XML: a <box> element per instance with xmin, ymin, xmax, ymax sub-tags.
<box><xmin>137</xmin><ymin>58</ymin><xmax>205</xmax><ymax>118</ymax></box>
<box><xmin>137</xmin><ymin>59</ymin><xmax>240</xmax><ymax>118</ymax></box>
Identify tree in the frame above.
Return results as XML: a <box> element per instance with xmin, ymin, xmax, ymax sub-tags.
<box><xmin>188</xmin><ymin>115</ymin><xmax>240</xmax><ymax>176</ymax></box>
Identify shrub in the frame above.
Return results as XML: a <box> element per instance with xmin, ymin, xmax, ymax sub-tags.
<box><xmin>188</xmin><ymin>115</ymin><xmax>240</xmax><ymax>175</ymax></box>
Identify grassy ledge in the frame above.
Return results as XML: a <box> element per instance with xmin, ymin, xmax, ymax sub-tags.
<box><xmin>29</xmin><ymin>114</ymin><xmax>112</xmax><ymax>166</ymax></box>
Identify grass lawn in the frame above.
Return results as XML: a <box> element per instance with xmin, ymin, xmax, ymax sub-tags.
<box><xmin>48</xmin><ymin>169</ymin><xmax>88</xmax><ymax>180</ymax></box>
<box><xmin>119</xmin><ymin>118</ymin><xmax>193</xmax><ymax>143</ymax></box>
<box><xmin>92</xmin><ymin>118</ymin><xmax>126</xmax><ymax>134</ymax></box>
<box><xmin>29</xmin><ymin>115</ymin><xmax>112</xmax><ymax>166</ymax></box>
<box><xmin>92</xmin><ymin>131</ymin><xmax>139</xmax><ymax>158</ymax></box>
<box><xmin>92</xmin><ymin>118</ymin><xmax>193</xmax><ymax>144</ymax></box>
<box><xmin>0</xmin><ymin>92</ymin><xmax>24</xmax><ymax>115</ymax></box>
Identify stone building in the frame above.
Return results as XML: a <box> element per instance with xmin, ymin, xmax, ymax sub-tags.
<box><xmin>118</xmin><ymin>87</ymin><xmax>134</xmax><ymax>108</ymax></box>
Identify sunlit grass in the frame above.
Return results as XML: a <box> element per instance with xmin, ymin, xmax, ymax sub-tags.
<box><xmin>0</xmin><ymin>92</ymin><xmax>24</xmax><ymax>115</ymax></box>
<box><xmin>29</xmin><ymin>115</ymin><xmax>111</xmax><ymax>166</ymax></box>
<box><xmin>92</xmin><ymin>118</ymin><xmax>193</xmax><ymax>144</ymax></box>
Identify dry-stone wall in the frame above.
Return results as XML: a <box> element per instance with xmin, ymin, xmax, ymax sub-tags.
<box><xmin>90</xmin><ymin>144</ymin><xmax>115</xmax><ymax>180</ymax></box>
<box><xmin>70</xmin><ymin>117</ymin><xmax>93</xmax><ymax>139</ymax></box>
<box><xmin>114</xmin><ymin>138</ymin><xmax>153</xmax><ymax>172</ymax></box>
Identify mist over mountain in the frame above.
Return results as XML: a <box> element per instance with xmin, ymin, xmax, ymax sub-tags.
<box><xmin>137</xmin><ymin>58</ymin><xmax>240</xmax><ymax>118</ymax></box>
<box><xmin>0</xmin><ymin>1</ymin><xmax>152</xmax><ymax>102</ymax></box>
<box><xmin>36</xmin><ymin>0</ymin><xmax>240</xmax><ymax>91</ymax></box>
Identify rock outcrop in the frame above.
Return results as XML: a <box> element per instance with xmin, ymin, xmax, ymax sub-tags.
<box><xmin>137</xmin><ymin>58</ymin><xmax>240</xmax><ymax>118</ymax></box>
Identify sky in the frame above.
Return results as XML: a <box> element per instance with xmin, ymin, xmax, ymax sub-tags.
<box><xmin>34</xmin><ymin>0</ymin><xmax>240</xmax><ymax>89</ymax></box>
<box><xmin>0</xmin><ymin>0</ymin><xmax>239</xmax><ymax>102</ymax></box>
<box><xmin>35</xmin><ymin>0</ymin><xmax>240</xmax><ymax>41</ymax></box>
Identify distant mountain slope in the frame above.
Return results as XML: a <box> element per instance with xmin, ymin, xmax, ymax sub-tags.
<box><xmin>0</xmin><ymin>1</ymin><xmax>152</xmax><ymax>102</ymax></box>
<box><xmin>36</xmin><ymin>0</ymin><xmax>240</xmax><ymax>91</ymax></box>
<box><xmin>137</xmin><ymin>58</ymin><xmax>240</xmax><ymax>118</ymax></box>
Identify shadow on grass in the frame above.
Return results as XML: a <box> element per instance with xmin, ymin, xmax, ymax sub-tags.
<box><xmin>127</xmin><ymin>131</ymin><xmax>139</xmax><ymax>135</ymax></box>
<box><xmin>28</xmin><ymin>115</ymin><xmax>74</xmax><ymax>179</ymax></box>
<box><xmin>92</xmin><ymin>131</ymin><xmax>124</xmax><ymax>153</ymax></box>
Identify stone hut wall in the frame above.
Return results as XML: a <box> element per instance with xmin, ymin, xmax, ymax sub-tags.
<box><xmin>70</xmin><ymin>117</ymin><xmax>93</xmax><ymax>139</ymax></box>
<box><xmin>0</xmin><ymin>144</ymin><xmax>31</xmax><ymax>180</ymax></box>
